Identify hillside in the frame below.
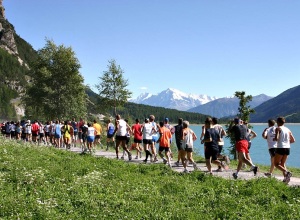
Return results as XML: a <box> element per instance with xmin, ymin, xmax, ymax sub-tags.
<box><xmin>188</xmin><ymin>94</ymin><xmax>272</xmax><ymax>118</ymax></box>
<box><xmin>251</xmin><ymin>85</ymin><xmax>300</xmax><ymax>122</ymax></box>
<box><xmin>0</xmin><ymin>2</ymin><xmax>38</xmax><ymax>120</ymax></box>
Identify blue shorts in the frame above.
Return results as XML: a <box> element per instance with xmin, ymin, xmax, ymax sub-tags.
<box><xmin>55</xmin><ymin>134</ymin><xmax>61</xmax><ymax>139</ymax></box>
<box><xmin>87</xmin><ymin>136</ymin><xmax>95</xmax><ymax>143</ymax></box>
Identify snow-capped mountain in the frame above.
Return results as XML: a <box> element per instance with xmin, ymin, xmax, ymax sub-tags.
<box><xmin>130</xmin><ymin>88</ymin><xmax>217</xmax><ymax>111</ymax></box>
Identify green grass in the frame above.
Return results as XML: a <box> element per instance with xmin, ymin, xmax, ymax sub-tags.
<box><xmin>1</xmin><ymin>136</ymin><xmax>300</xmax><ymax>219</ymax></box>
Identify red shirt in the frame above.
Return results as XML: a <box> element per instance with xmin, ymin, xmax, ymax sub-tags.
<box><xmin>132</xmin><ymin>123</ymin><xmax>143</xmax><ymax>140</ymax></box>
<box><xmin>31</xmin><ymin>123</ymin><xmax>40</xmax><ymax>135</ymax></box>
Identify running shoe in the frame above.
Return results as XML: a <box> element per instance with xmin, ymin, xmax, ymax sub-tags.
<box><xmin>135</xmin><ymin>155</ymin><xmax>138</xmax><ymax>159</ymax></box>
<box><xmin>285</xmin><ymin>172</ymin><xmax>292</xmax><ymax>184</ymax></box>
<box><xmin>264</xmin><ymin>172</ymin><xmax>273</xmax><ymax>177</ymax></box>
<box><xmin>224</xmin><ymin>155</ymin><xmax>230</xmax><ymax>164</ymax></box>
<box><xmin>193</xmin><ymin>163</ymin><xmax>198</xmax><ymax>171</ymax></box>
<box><xmin>232</xmin><ymin>173</ymin><xmax>238</xmax><ymax>179</ymax></box>
<box><xmin>253</xmin><ymin>166</ymin><xmax>259</xmax><ymax>176</ymax></box>
<box><xmin>221</xmin><ymin>161</ymin><xmax>229</xmax><ymax>171</ymax></box>
<box><xmin>216</xmin><ymin>167</ymin><xmax>223</xmax><ymax>172</ymax></box>
<box><xmin>183</xmin><ymin>169</ymin><xmax>189</xmax><ymax>173</ymax></box>
<box><xmin>174</xmin><ymin>161</ymin><xmax>180</xmax><ymax>167</ymax></box>
<box><xmin>121</xmin><ymin>156</ymin><xmax>124</xmax><ymax>160</ymax></box>
<box><xmin>128</xmin><ymin>153</ymin><xmax>132</xmax><ymax>161</ymax></box>
<box><xmin>163</xmin><ymin>158</ymin><xmax>167</xmax><ymax>164</ymax></box>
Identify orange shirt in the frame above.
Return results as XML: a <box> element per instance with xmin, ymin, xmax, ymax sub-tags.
<box><xmin>159</xmin><ymin>126</ymin><xmax>172</xmax><ymax>147</ymax></box>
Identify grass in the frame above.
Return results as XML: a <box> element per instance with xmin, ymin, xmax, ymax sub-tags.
<box><xmin>1</xmin><ymin>136</ymin><xmax>300</xmax><ymax>219</ymax></box>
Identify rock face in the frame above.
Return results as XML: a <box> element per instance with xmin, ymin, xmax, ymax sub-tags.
<box><xmin>0</xmin><ymin>0</ymin><xmax>4</xmax><ymax>18</ymax></box>
<box><xmin>0</xmin><ymin>1</ymin><xmax>19</xmax><ymax>57</ymax></box>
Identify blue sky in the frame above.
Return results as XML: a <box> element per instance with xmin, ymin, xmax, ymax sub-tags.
<box><xmin>4</xmin><ymin>0</ymin><xmax>300</xmax><ymax>99</ymax></box>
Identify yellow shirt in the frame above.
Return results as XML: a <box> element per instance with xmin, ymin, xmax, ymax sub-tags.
<box><xmin>93</xmin><ymin>123</ymin><xmax>102</xmax><ymax>136</ymax></box>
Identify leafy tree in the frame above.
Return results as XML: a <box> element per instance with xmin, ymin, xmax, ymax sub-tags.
<box><xmin>96</xmin><ymin>59</ymin><xmax>132</xmax><ymax>116</ymax></box>
<box><xmin>226</xmin><ymin>91</ymin><xmax>255</xmax><ymax>159</ymax></box>
<box><xmin>23</xmin><ymin>39</ymin><xmax>87</xmax><ymax>120</ymax></box>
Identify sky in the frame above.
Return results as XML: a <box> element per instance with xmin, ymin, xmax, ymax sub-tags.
<box><xmin>3</xmin><ymin>0</ymin><xmax>300</xmax><ymax>99</ymax></box>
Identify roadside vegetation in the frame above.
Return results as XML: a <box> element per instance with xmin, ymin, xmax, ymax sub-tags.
<box><xmin>1</xmin><ymin>136</ymin><xmax>300</xmax><ymax>219</ymax></box>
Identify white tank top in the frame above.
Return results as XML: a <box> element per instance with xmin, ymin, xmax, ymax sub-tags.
<box><xmin>116</xmin><ymin>119</ymin><xmax>127</xmax><ymax>136</ymax></box>
<box><xmin>88</xmin><ymin>127</ymin><xmax>95</xmax><ymax>137</ymax></box>
<box><xmin>143</xmin><ymin>123</ymin><xmax>153</xmax><ymax>140</ymax></box>
<box><xmin>265</xmin><ymin>126</ymin><xmax>277</xmax><ymax>149</ymax></box>
<box><xmin>277</xmin><ymin>126</ymin><xmax>291</xmax><ymax>148</ymax></box>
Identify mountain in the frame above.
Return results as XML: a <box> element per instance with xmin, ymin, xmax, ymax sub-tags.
<box><xmin>130</xmin><ymin>88</ymin><xmax>217</xmax><ymax>111</ymax></box>
<box><xmin>251</xmin><ymin>85</ymin><xmax>300</xmax><ymax>122</ymax></box>
<box><xmin>0</xmin><ymin>1</ymin><xmax>38</xmax><ymax>120</ymax></box>
<box><xmin>188</xmin><ymin>94</ymin><xmax>273</xmax><ymax>118</ymax></box>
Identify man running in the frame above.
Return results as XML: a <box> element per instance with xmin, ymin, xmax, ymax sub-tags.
<box><xmin>273</xmin><ymin>117</ymin><xmax>295</xmax><ymax>184</ymax></box>
<box><xmin>229</xmin><ymin>118</ymin><xmax>258</xmax><ymax>179</ymax></box>
<box><xmin>113</xmin><ymin>114</ymin><xmax>132</xmax><ymax>160</ymax></box>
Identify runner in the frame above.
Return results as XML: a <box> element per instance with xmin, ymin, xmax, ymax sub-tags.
<box><xmin>93</xmin><ymin>119</ymin><xmax>103</xmax><ymax>150</ymax></box>
<box><xmin>38</xmin><ymin>121</ymin><xmax>45</xmax><ymax>145</ymax></box>
<box><xmin>157</xmin><ymin>121</ymin><xmax>172</xmax><ymax>168</ymax></box>
<box><xmin>106</xmin><ymin>119</ymin><xmax>115</xmax><ymax>151</ymax></box>
<box><xmin>229</xmin><ymin>118</ymin><xmax>259</xmax><ymax>179</ymax></box>
<box><xmin>54</xmin><ymin>120</ymin><xmax>62</xmax><ymax>148</ymax></box>
<box><xmin>273</xmin><ymin>117</ymin><xmax>295</xmax><ymax>184</ymax></box>
<box><xmin>131</xmin><ymin>118</ymin><xmax>143</xmax><ymax>159</ymax></box>
<box><xmin>149</xmin><ymin>115</ymin><xmax>159</xmax><ymax>162</ymax></box>
<box><xmin>113</xmin><ymin>114</ymin><xmax>132</xmax><ymax>160</ymax></box>
<box><xmin>62</xmin><ymin>120</ymin><xmax>72</xmax><ymax>149</ymax></box>
<box><xmin>212</xmin><ymin>117</ymin><xmax>230</xmax><ymax>171</ymax></box>
<box><xmin>142</xmin><ymin>118</ymin><xmax>155</xmax><ymax>163</ymax></box>
<box><xmin>87</xmin><ymin>122</ymin><xmax>96</xmax><ymax>154</ymax></box>
<box><xmin>182</xmin><ymin>120</ymin><xmax>198</xmax><ymax>173</ymax></box>
<box><xmin>174</xmin><ymin>118</ymin><xmax>184</xmax><ymax>167</ymax></box>
<box><xmin>203</xmin><ymin>118</ymin><xmax>228</xmax><ymax>174</ymax></box>
<box><xmin>262</xmin><ymin>119</ymin><xmax>277</xmax><ymax>177</ymax></box>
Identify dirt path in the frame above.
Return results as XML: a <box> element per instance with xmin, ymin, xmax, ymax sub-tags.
<box><xmin>70</xmin><ymin>147</ymin><xmax>300</xmax><ymax>186</ymax></box>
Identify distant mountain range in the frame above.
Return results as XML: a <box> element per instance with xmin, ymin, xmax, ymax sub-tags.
<box><xmin>130</xmin><ymin>88</ymin><xmax>217</xmax><ymax>111</ymax></box>
<box><xmin>251</xmin><ymin>85</ymin><xmax>300</xmax><ymax>122</ymax></box>
<box><xmin>188</xmin><ymin>94</ymin><xmax>273</xmax><ymax>118</ymax></box>
<box><xmin>130</xmin><ymin>88</ymin><xmax>272</xmax><ymax>118</ymax></box>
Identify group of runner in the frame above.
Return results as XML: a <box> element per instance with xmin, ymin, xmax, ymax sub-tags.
<box><xmin>0</xmin><ymin>115</ymin><xmax>296</xmax><ymax>183</ymax></box>
<box><xmin>0</xmin><ymin>118</ymin><xmax>103</xmax><ymax>154</ymax></box>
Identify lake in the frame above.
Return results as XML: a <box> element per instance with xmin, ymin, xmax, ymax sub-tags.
<box><xmin>187</xmin><ymin>124</ymin><xmax>300</xmax><ymax>168</ymax></box>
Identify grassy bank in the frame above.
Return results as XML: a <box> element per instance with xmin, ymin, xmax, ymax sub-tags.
<box><xmin>1</xmin><ymin>137</ymin><xmax>300</xmax><ymax>219</ymax></box>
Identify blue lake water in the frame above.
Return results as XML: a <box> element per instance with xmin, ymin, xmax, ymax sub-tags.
<box><xmin>186</xmin><ymin>124</ymin><xmax>300</xmax><ymax>168</ymax></box>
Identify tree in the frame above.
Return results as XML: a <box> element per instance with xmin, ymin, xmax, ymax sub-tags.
<box><xmin>96</xmin><ymin>59</ymin><xmax>132</xmax><ymax>116</ymax></box>
<box><xmin>226</xmin><ymin>91</ymin><xmax>255</xmax><ymax>159</ymax></box>
<box><xmin>23</xmin><ymin>39</ymin><xmax>87</xmax><ymax>120</ymax></box>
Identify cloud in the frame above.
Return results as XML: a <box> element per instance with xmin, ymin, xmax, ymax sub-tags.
<box><xmin>140</xmin><ymin>87</ymin><xmax>148</xmax><ymax>90</ymax></box>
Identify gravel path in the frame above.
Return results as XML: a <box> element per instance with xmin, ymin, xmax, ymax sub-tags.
<box><xmin>69</xmin><ymin>147</ymin><xmax>300</xmax><ymax>186</ymax></box>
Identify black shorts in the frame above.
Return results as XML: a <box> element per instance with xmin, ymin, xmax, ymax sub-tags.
<box><xmin>116</xmin><ymin>135</ymin><xmax>127</xmax><ymax>141</ymax></box>
<box><xmin>143</xmin><ymin>139</ymin><xmax>152</xmax><ymax>145</ymax></box>
<box><xmin>95</xmin><ymin>135</ymin><xmax>101</xmax><ymax>139</ymax></box>
<box><xmin>218</xmin><ymin>145</ymin><xmax>223</xmax><ymax>154</ymax></box>
<box><xmin>32</xmin><ymin>133</ymin><xmax>38</xmax><ymax>137</ymax></box>
<box><xmin>74</xmin><ymin>131</ymin><xmax>78</xmax><ymax>136</ymax></box>
<box><xmin>134</xmin><ymin>138</ymin><xmax>142</xmax><ymax>143</ymax></box>
<box><xmin>107</xmin><ymin>134</ymin><xmax>114</xmax><ymax>139</ymax></box>
<box><xmin>78</xmin><ymin>132</ymin><xmax>82</xmax><ymax>140</ymax></box>
<box><xmin>176</xmin><ymin>140</ymin><xmax>184</xmax><ymax>151</ymax></box>
<box><xmin>159</xmin><ymin>146</ymin><xmax>170</xmax><ymax>152</ymax></box>
<box><xmin>82</xmin><ymin>135</ymin><xmax>87</xmax><ymax>142</ymax></box>
<box><xmin>275</xmin><ymin>148</ymin><xmax>290</xmax><ymax>156</ymax></box>
<box><xmin>45</xmin><ymin>132</ymin><xmax>50</xmax><ymax>137</ymax></box>
<box><xmin>205</xmin><ymin>147</ymin><xmax>219</xmax><ymax>160</ymax></box>
<box><xmin>268</xmin><ymin>148</ymin><xmax>276</xmax><ymax>157</ymax></box>
<box><xmin>185</xmin><ymin>147</ymin><xmax>193</xmax><ymax>153</ymax></box>
<box><xmin>39</xmin><ymin>133</ymin><xmax>45</xmax><ymax>138</ymax></box>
